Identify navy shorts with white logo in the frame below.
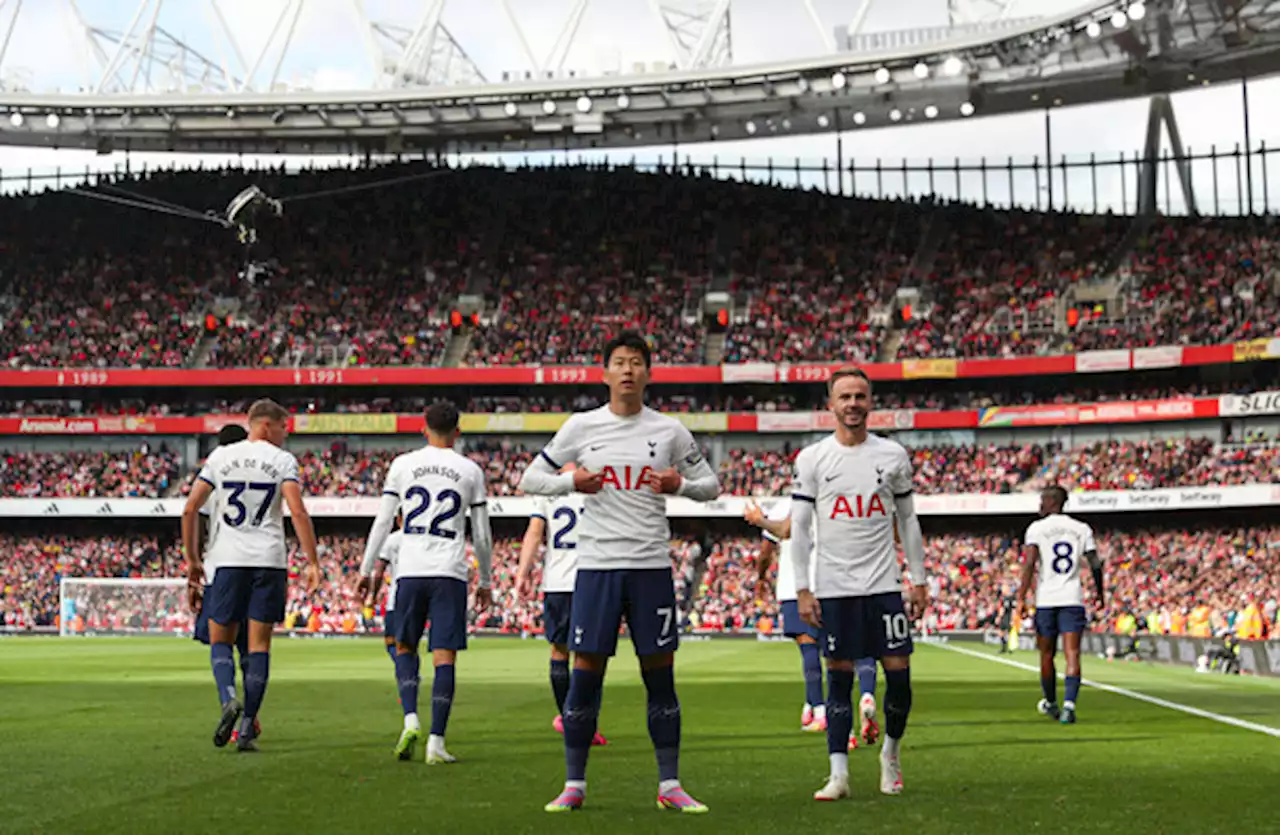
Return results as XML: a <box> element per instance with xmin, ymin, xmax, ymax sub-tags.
<box><xmin>206</xmin><ymin>567</ymin><xmax>288</xmax><ymax>626</ymax></box>
<box><xmin>1035</xmin><ymin>605</ymin><xmax>1087</xmax><ymax>641</ymax></box>
<box><xmin>570</xmin><ymin>568</ymin><xmax>679</xmax><ymax>657</ymax></box>
<box><xmin>819</xmin><ymin>592</ymin><xmax>914</xmax><ymax>661</ymax></box>
<box><xmin>543</xmin><ymin>592</ymin><xmax>573</xmax><ymax>646</ymax></box>
<box><xmin>394</xmin><ymin>577</ymin><xmax>468</xmax><ymax>652</ymax></box>
<box><xmin>780</xmin><ymin>598</ymin><xmax>821</xmax><ymax>640</ymax></box>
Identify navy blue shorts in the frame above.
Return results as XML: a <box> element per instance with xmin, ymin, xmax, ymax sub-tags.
<box><xmin>1035</xmin><ymin>605</ymin><xmax>1087</xmax><ymax>640</ymax></box>
<box><xmin>384</xmin><ymin>608</ymin><xmax>399</xmax><ymax>640</ymax></box>
<box><xmin>394</xmin><ymin>577</ymin><xmax>468</xmax><ymax>652</ymax></box>
<box><xmin>543</xmin><ymin>592</ymin><xmax>573</xmax><ymax>646</ymax></box>
<box><xmin>820</xmin><ymin>593</ymin><xmax>914</xmax><ymax>661</ymax></box>
<box><xmin>779</xmin><ymin>599</ymin><xmax>820</xmax><ymax>640</ymax></box>
<box><xmin>206</xmin><ymin>567</ymin><xmax>288</xmax><ymax>626</ymax></box>
<box><xmin>570</xmin><ymin>568</ymin><xmax>678</xmax><ymax>657</ymax></box>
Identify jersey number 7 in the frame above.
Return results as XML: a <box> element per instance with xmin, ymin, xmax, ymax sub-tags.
<box><xmin>222</xmin><ymin>481</ymin><xmax>277</xmax><ymax>528</ymax></box>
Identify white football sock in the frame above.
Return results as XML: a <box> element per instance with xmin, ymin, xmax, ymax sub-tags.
<box><xmin>404</xmin><ymin>712</ymin><xmax>420</xmax><ymax>731</ymax></box>
<box><xmin>883</xmin><ymin>736</ymin><xmax>901</xmax><ymax>758</ymax></box>
<box><xmin>829</xmin><ymin>752</ymin><xmax>849</xmax><ymax>778</ymax></box>
<box><xmin>659</xmin><ymin>779</ymin><xmax>682</xmax><ymax>794</ymax></box>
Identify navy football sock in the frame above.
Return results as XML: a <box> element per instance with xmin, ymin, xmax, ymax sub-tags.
<box><xmin>642</xmin><ymin>665</ymin><xmax>681</xmax><ymax>783</ymax></box>
<box><xmin>855</xmin><ymin>657</ymin><xmax>878</xmax><ymax>698</ymax></box>
<box><xmin>394</xmin><ymin>652</ymin><xmax>420</xmax><ymax>717</ymax></box>
<box><xmin>240</xmin><ymin>652</ymin><xmax>270</xmax><ymax>737</ymax></box>
<box><xmin>1041</xmin><ymin>676</ymin><xmax>1057</xmax><ymax>705</ymax></box>
<box><xmin>826</xmin><ymin>669</ymin><xmax>854</xmax><ymax>755</ymax></box>
<box><xmin>550</xmin><ymin>658</ymin><xmax>571</xmax><ymax>716</ymax></box>
<box><xmin>430</xmin><ymin>664</ymin><xmax>456</xmax><ymax>737</ymax></box>
<box><xmin>883</xmin><ymin>668</ymin><xmax>912</xmax><ymax>740</ymax></box>
<box><xmin>210</xmin><ymin>642</ymin><xmax>237</xmax><ymax>707</ymax></box>
<box><xmin>1064</xmin><ymin>675</ymin><xmax>1081</xmax><ymax>705</ymax></box>
<box><xmin>563</xmin><ymin>669</ymin><xmax>603</xmax><ymax>782</ymax></box>
<box><xmin>799</xmin><ymin>642</ymin><xmax>824</xmax><ymax>707</ymax></box>
<box><xmin>384</xmin><ymin>642</ymin><xmax>397</xmax><ymax>662</ymax></box>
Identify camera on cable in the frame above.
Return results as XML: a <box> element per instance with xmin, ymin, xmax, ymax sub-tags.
<box><xmin>221</xmin><ymin>186</ymin><xmax>283</xmax><ymax>286</ymax></box>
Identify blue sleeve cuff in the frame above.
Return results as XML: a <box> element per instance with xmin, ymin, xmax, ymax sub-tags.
<box><xmin>282</xmin><ymin>477</ymin><xmax>299</xmax><ymax>484</ymax></box>
<box><xmin>530</xmin><ymin>513</ymin><xmax>547</xmax><ymax>520</ymax></box>
<box><xmin>383</xmin><ymin>490</ymin><xmax>399</xmax><ymax>498</ymax></box>
<box><xmin>894</xmin><ymin>490</ymin><xmax>913</xmax><ymax>499</ymax></box>
<box><xmin>198</xmin><ymin>475</ymin><xmax>216</xmax><ymax>487</ymax></box>
<box><xmin>540</xmin><ymin>450</ymin><xmax>561</xmax><ymax>469</ymax></box>
<box><xmin>792</xmin><ymin>493</ymin><xmax>815</xmax><ymax>503</ymax></box>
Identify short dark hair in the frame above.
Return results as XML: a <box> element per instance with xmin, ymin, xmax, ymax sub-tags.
<box><xmin>827</xmin><ymin>366</ymin><xmax>871</xmax><ymax>394</ymax></box>
<box><xmin>426</xmin><ymin>401</ymin><xmax>460</xmax><ymax>434</ymax></box>
<box><xmin>247</xmin><ymin>399</ymin><xmax>289</xmax><ymax>423</ymax></box>
<box><xmin>603</xmin><ymin>330</ymin><xmax>651</xmax><ymax>369</ymax></box>
<box><xmin>217</xmin><ymin>424</ymin><xmax>248</xmax><ymax>446</ymax></box>
<box><xmin>1044</xmin><ymin>485</ymin><xmax>1068</xmax><ymax>510</ymax></box>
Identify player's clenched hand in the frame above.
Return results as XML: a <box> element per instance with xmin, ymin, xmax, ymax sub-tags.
<box><xmin>648</xmin><ymin>467</ymin><xmax>682</xmax><ymax>494</ymax></box>
<box><xmin>797</xmin><ymin>589</ymin><xmax>822</xmax><ymax>628</ymax></box>
<box><xmin>573</xmin><ymin>468</ymin><xmax>605</xmax><ymax>494</ymax></box>
<box><xmin>303</xmin><ymin>563</ymin><xmax>322</xmax><ymax>594</ymax></box>
<box><xmin>187</xmin><ymin>577</ymin><xmax>204</xmax><ymax>614</ymax></box>
<box><xmin>515</xmin><ymin>570</ymin><xmax>535</xmax><ymax>602</ymax></box>
<box><xmin>743</xmin><ymin>500</ymin><xmax>765</xmax><ymax>528</ymax></box>
<box><xmin>475</xmin><ymin>587</ymin><xmax>493</xmax><ymax>611</ymax></box>
<box><xmin>355</xmin><ymin>575</ymin><xmax>372</xmax><ymax>602</ymax></box>
<box><xmin>906</xmin><ymin>584</ymin><xmax>929</xmax><ymax>619</ymax></box>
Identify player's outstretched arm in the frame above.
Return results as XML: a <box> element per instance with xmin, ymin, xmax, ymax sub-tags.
<box><xmin>515</xmin><ymin>509</ymin><xmax>547</xmax><ymax>600</ymax></box>
<box><xmin>894</xmin><ymin>493</ymin><xmax>929</xmax><ymax>615</ymax></box>
<box><xmin>470</xmin><ymin>503</ymin><xmax>494</xmax><ymax>609</ymax></box>
<box><xmin>181</xmin><ymin>478</ymin><xmax>214</xmax><ymax>611</ymax></box>
<box><xmin>282</xmin><ymin>480</ymin><xmax>320</xmax><ymax>592</ymax></box>
<box><xmin>361</xmin><ymin>491</ymin><xmax>400</xmax><ymax>579</ymax></box>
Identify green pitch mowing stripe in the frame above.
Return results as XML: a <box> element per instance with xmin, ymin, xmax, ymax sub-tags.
<box><xmin>0</xmin><ymin>639</ymin><xmax>1276</xmax><ymax>835</ymax></box>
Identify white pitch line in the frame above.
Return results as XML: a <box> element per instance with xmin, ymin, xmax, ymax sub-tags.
<box><xmin>931</xmin><ymin>640</ymin><xmax>1280</xmax><ymax>740</ymax></box>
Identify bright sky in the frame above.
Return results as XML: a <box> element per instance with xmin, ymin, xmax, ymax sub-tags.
<box><xmin>0</xmin><ymin>0</ymin><xmax>1277</xmax><ymax>214</ymax></box>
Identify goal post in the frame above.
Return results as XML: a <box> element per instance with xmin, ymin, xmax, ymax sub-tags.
<box><xmin>58</xmin><ymin>578</ymin><xmax>190</xmax><ymax>637</ymax></box>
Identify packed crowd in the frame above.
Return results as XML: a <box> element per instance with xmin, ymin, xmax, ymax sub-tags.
<box><xmin>4</xmin><ymin>164</ymin><xmax>1278</xmax><ymax>372</ymax></box>
<box><xmin>6</xmin><ymin>436</ymin><xmax>1277</xmax><ymax>500</ymax></box>
<box><xmin>5</xmin><ymin>526</ymin><xmax>1274</xmax><ymax>643</ymax></box>
<box><xmin>0</xmin><ymin>446</ymin><xmax>182</xmax><ymax>498</ymax></box>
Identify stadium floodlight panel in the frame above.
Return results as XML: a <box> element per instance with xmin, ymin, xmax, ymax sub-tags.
<box><xmin>8</xmin><ymin>111</ymin><xmax>22</xmax><ymax>127</ymax></box>
<box><xmin>1086</xmin><ymin>20</ymin><xmax>1102</xmax><ymax>37</ymax></box>
<box><xmin>616</xmin><ymin>93</ymin><xmax>631</xmax><ymax>110</ymax></box>
<box><xmin>817</xmin><ymin>113</ymin><xmax>830</xmax><ymax>128</ymax></box>
<box><xmin>576</xmin><ymin>95</ymin><xmax>592</xmax><ymax>113</ymax></box>
<box><xmin>1110</xmin><ymin>10</ymin><xmax>1127</xmax><ymax>28</ymax></box>
<box><xmin>831</xmin><ymin>71</ymin><xmax>847</xmax><ymax>90</ymax></box>
<box><xmin>541</xmin><ymin>99</ymin><xmax>557</xmax><ymax>115</ymax></box>
<box><xmin>1128</xmin><ymin>2</ymin><xmax>1146</xmax><ymax>20</ymax></box>
<box><xmin>744</xmin><ymin>119</ymin><xmax>757</xmax><ymax>135</ymax></box>
<box><xmin>960</xmin><ymin>101</ymin><xmax>976</xmax><ymax>117</ymax></box>
<box><xmin>45</xmin><ymin>113</ymin><xmax>60</xmax><ymax>129</ymax></box>
<box><xmin>943</xmin><ymin>56</ymin><xmax>964</xmax><ymax>76</ymax></box>
<box><xmin>913</xmin><ymin>61</ymin><xmax>930</xmax><ymax>79</ymax></box>
<box><xmin>874</xmin><ymin>67</ymin><xmax>891</xmax><ymax>84</ymax></box>
<box><xmin>924</xmin><ymin>104</ymin><xmax>939</xmax><ymax>119</ymax></box>
<box><xmin>503</xmin><ymin>101</ymin><xmax>518</xmax><ymax>117</ymax></box>
<box><xmin>852</xmin><ymin>111</ymin><xmax>867</xmax><ymax>125</ymax></box>
<box><xmin>889</xmin><ymin>108</ymin><xmax>902</xmax><ymax>122</ymax></box>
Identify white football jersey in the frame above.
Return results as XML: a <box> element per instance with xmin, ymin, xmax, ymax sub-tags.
<box><xmin>532</xmin><ymin>495</ymin><xmax>585</xmax><ymax>593</ymax></box>
<box><xmin>379</xmin><ymin>530</ymin><xmax>403</xmax><ymax>612</ymax></box>
<box><xmin>538</xmin><ymin>406</ymin><xmax>717</xmax><ymax>570</ymax></box>
<box><xmin>791</xmin><ymin>434</ymin><xmax>914</xmax><ymax>598</ymax></box>
<box><xmin>1025</xmin><ymin>513</ymin><xmax>1097</xmax><ymax>608</ymax></box>
<box><xmin>380</xmin><ymin>445</ymin><xmax>487</xmax><ymax>583</ymax></box>
<box><xmin>197</xmin><ymin>439</ymin><xmax>300</xmax><ymax>570</ymax></box>
<box><xmin>765</xmin><ymin>498</ymin><xmax>815</xmax><ymax>602</ymax></box>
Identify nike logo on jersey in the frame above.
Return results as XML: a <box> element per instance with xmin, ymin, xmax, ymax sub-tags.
<box><xmin>824</xmin><ymin>474</ymin><xmax>839</xmax><ymax>482</ymax></box>
<box><xmin>589</xmin><ymin>444</ymin><xmax>606</xmax><ymax>451</ymax></box>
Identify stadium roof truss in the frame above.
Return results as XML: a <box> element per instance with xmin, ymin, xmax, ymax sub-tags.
<box><xmin>0</xmin><ymin>0</ymin><xmax>1277</xmax><ymax>155</ymax></box>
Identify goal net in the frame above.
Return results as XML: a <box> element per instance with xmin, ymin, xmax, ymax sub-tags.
<box><xmin>58</xmin><ymin>578</ymin><xmax>190</xmax><ymax>637</ymax></box>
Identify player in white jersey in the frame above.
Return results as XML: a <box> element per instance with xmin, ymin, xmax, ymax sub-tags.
<box><xmin>746</xmin><ymin>498</ymin><xmax>882</xmax><ymax>747</ymax></box>
<box><xmin>1014</xmin><ymin>485</ymin><xmax>1105</xmax><ymax>726</ymax></box>
<box><xmin>182</xmin><ymin>399</ymin><xmax>321</xmax><ymax>752</ymax></box>
<box><xmin>518</xmin><ymin>331</ymin><xmax>719</xmax><ymax>815</ymax></box>
<box><xmin>361</xmin><ymin>401</ymin><xmax>493</xmax><ymax>765</ymax></box>
<box><xmin>515</xmin><ymin>481</ymin><xmax>609</xmax><ymax>747</ymax></box>
<box><xmin>357</xmin><ymin>522</ymin><xmax>403</xmax><ymax>665</ymax></box>
<box><xmin>789</xmin><ymin>368</ymin><xmax>927</xmax><ymax>801</ymax></box>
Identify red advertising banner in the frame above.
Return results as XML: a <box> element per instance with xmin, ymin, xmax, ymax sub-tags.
<box><xmin>978</xmin><ymin>398</ymin><xmax>1216</xmax><ymax>428</ymax></box>
<box><xmin>0</xmin><ymin>341</ymin><xmax>1259</xmax><ymax>390</ymax></box>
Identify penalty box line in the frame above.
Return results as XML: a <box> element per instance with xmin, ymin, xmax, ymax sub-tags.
<box><xmin>930</xmin><ymin>640</ymin><xmax>1280</xmax><ymax>740</ymax></box>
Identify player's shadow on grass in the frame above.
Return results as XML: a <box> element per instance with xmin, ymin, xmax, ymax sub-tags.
<box><xmin>921</xmin><ymin>734</ymin><xmax>1162</xmax><ymax>752</ymax></box>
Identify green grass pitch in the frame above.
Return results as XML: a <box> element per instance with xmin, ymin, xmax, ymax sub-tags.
<box><xmin>2</xmin><ymin>637</ymin><xmax>1278</xmax><ymax>834</ymax></box>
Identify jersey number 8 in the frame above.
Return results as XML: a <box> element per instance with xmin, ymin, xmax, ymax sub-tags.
<box><xmin>403</xmin><ymin>487</ymin><xmax>462</xmax><ymax>539</ymax></box>
<box><xmin>1051</xmin><ymin>542</ymin><xmax>1074</xmax><ymax>575</ymax></box>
